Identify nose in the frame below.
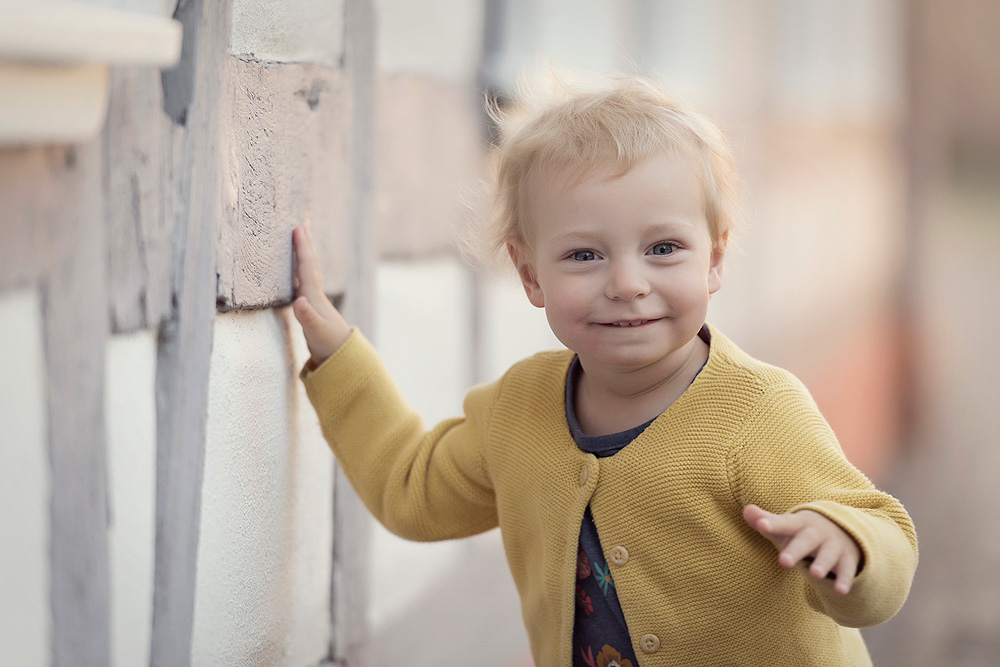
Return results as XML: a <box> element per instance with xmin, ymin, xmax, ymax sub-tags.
<box><xmin>605</xmin><ymin>259</ymin><xmax>650</xmax><ymax>301</ymax></box>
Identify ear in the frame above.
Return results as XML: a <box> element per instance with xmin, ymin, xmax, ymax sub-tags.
<box><xmin>707</xmin><ymin>230</ymin><xmax>727</xmax><ymax>295</ymax></box>
<box><xmin>507</xmin><ymin>242</ymin><xmax>546</xmax><ymax>308</ymax></box>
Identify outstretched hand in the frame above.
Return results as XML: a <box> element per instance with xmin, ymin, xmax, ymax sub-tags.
<box><xmin>743</xmin><ymin>504</ymin><xmax>862</xmax><ymax>595</ymax></box>
<box><xmin>292</xmin><ymin>225</ymin><xmax>352</xmax><ymax>366</ymax></box>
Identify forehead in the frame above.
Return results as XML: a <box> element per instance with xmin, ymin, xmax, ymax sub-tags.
<box><xmin>521</xmin><ymin>150</ymin><xmax>705</xmax><ymax>234</ymax></box>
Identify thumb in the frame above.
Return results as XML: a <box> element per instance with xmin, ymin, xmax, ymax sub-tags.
<box><xmin>293</xmin><ymin>295</ymin><xmax>319</xmax><ymax>328</ymax></box>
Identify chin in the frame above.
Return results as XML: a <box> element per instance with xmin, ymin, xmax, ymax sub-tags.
<box><xmin>585</xmin><ymin>345</ymin><xmax>675</xmax><ymax>371</ymax></box>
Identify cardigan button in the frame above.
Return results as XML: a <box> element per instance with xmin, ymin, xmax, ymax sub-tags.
<box><xmin>639</xmin><ymin>633</ymin><xmax>660</xmax><ymax>654</ymax></box>
<box><xmin>609</xmin><ymin>545</ymin><xmax>629</xmax><ymax>565</ymax></box>
<box><xmin>579</xmin><ymin>464</ymin><xmax>590</xmax><ymax>486</ymax></box>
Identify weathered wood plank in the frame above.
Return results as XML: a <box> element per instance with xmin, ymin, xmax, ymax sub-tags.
<box><xmin>150</xmin><ymin>0</ymin><xmax>230</xmax><ymax>665</ymax></box>
<box><xmin>103</xmin><ymin>66</ymin><xmax>175</xmax><ymax>333</ymax></box>
<box><xmin>332</xmin><ymin>0</ymin><xmax>375</xmax><ymax>665</ymax></box>
<box><xmin>39</xmin><ymin>142</ymin><xmax>111</xmax><ymax>667</ymax></box>
<box><xmin>217</xmin><ymin>56</ymin><xmax>351</xmax><ymax>311</ymax></box>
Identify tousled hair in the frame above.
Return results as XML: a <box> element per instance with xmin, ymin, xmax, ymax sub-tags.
<box><xmin>481</xmin><ymin>74</ymin><xmax>741</xmax><ymax>264</ymax></box>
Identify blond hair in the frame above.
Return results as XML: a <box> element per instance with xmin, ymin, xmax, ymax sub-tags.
<box><xmin>484</xmin><ymin>75</ymin><xmax>741</xmax><ymax>262</ymax></box>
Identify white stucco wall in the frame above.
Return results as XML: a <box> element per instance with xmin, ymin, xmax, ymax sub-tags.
<box><xmin>231</xmin><ymin>0</ymin><xmax>345</xmax><ymax>66</ymax></box>
<box><xmin>191</xmin><ymin>309</ymin><xmax>333</xmax><ymax>667</ymax></box>
<box><xmin>369</xmin><ymin>258</ymin><xmax>470</xmax><ymax>629</ymax></box>
<box><xmin>106</xmin><ymin>331</ymin><xmax>157</xmax><ymax>667</ymax></box>
<box><xmin>493</xmin><ymin>0</ymin><xmax>627</xmax><ymax>85</ymax></box>
<box><xmin>377</xmin><ymin>0</ymin><xmax>485</xmax><ymax>80</ymax></box>
<box><xmin>0</xmin><ymin>288</ymin><xmax>50</xmax><ymax>666</ymax></box>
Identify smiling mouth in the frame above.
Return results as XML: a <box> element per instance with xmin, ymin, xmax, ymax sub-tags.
<box><xmin>602</xmin><ymin>319</ymin><xmax>659</xmax><ymax>327</ymax></box>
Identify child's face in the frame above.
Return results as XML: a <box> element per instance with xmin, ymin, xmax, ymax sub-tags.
<box><xmin>510</xmin><ymin>152</ymin><xmax>725</xmax><ymax>373</ymax></box>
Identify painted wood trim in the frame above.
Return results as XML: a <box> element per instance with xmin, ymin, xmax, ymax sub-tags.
<box><xmin>0</xmin><ymin>64</ymin><xmax>109</xmax><ymax>146</ymax></box>
<box><xmin>150</xmin><ymin>0</ymin><xmax>231</xmax><ymax>665</ymax></box>
<box><xmin>0</xmin><ymin>3</ymin><xmax>182</xmax><ymax>66</ymax></box>
<box><xmin>330</xmin><ymin>0</ymin><xmax>377</xmax><ymax>665</ymax></box>
<box><xmin>41</xmin><ymin>142</ymin><xmax>112</xmax><ymax>667</ymax></box>
<box><xmin>0</xmin><ymin>3</ymin><xmax>181</xmax><ymax>146</ymax></box>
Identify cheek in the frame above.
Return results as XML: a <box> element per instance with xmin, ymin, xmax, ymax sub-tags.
<box><xmin>543</xmin><ymin>286</ymin><xmax>588</xmax><ymax>321</ymax></box>
<box><xmin>660</xmin><ymin>271</ymin><xmax>714</xmax><ymax>309</ymax></box>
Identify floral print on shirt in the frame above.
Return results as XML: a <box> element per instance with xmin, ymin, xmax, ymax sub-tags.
<box><xmin>579</xmin><ymin>644</ymin><xmax>635</xmax><ymax>667</ymax></box>
<box><xmin>576</xmin><ymin>584</ymin><xmax>594</xmax><ymax>615</ymax></box>
<box><xmin>592</xmin><ymin>561</ymin><xmax>615</xmax><ymax>595</ymax></box>
<box><xmin>577</xmin><ymin>545</ymin><xmax>592</xmax><ymax>579</ymax></box>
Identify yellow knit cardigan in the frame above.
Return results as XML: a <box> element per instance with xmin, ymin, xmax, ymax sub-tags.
<box><xmin>302</xmin><ymin>324</ymin><xmax>917</xmax><ymax>666</ymax></box>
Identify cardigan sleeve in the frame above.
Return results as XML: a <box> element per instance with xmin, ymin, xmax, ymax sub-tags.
<box><xmin>301</xmin><ymin>329</ymin><xmax>499</xmax><ymax>541</ymax></box>
<box><xmin>727</xmin><ymin>375</ymin><xmax>918</xmax><ymax>629</ymax></box>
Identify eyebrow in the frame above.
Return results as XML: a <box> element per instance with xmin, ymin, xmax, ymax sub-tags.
<box><xmin>549</xmin><ymin>220</ymin><xmax>695</xmax><ymax>245</ymax></box>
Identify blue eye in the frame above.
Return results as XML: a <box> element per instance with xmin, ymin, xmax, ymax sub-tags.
<box><xmin>571</xmin><ymin>250</ymin><xmax>597</xmax><ymax>262</ymax></box>
<box><xmin>649</xmin><ymin>242</ymin><xmax>676</xmax><ymax>256</ymax></box>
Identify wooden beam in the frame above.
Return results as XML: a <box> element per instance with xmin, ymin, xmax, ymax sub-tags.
<box><xmin>40</xmin><ymin>142</ymin><xmax>111</xmax><ymax>667</ymax></box>
<box><xmin>150</xmin><ymin>0</ymin><xmax>231</xmax><ymax>665</ymax></box>
<box><xmin>331</xmin><ymin>0</ymin><xmax>376</xmax><ymax>664</ymax></box>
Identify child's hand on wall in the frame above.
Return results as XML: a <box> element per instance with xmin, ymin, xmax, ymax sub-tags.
<box><xmin>292</xmin><ymin>225</ymin><xmax>352</xmax><ymax>366</ymax></box>
<box><xmin>743</xmin><ymin>504</ymin><xmax>863</xmax><ymax>595</ymax></box>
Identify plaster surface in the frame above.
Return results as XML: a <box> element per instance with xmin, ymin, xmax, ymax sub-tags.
<box><xmin>192</xmin><ymin>309</ymin><xmax>332</xmax><ymax>667</ymax></box>
<box><xmin>492</xmin><ymin>0</ymin><xmax>626</xmax><ymax>85</ymax></box>
<box><xmin>369</xmin><ymin>258</ymin><xmax>470</xmax><ymax>629</ymax></box>
<box><xmin>0</xmin><ymin>288</ymin><xmax>50</xmax><ymax>667</ymax></box>
<box><xmin>377</xmin><ymin>0</ymin><xmax>484</xmax><ymax>80</ymax></box>
<box><xmin>231</xmin><ymin>0</ymin><xmax>345</xmax><ymax>67</ymax></box>
<box><xmin>106</xmin><ymin>331</ymin><xmax>157</xmax><ymax>667</ymax></box>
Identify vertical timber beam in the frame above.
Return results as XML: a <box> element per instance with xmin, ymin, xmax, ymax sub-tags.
<box><xmin>151</xmin><ymin>0</ymin><xmax>231</xmax><ymax>665</ymax></box>
<box><xmin>39</xmin><ymin>143</ymin><xmax>111</xmax><ymax>667</ymax></box>
<box><xmin>332</xmin><ymin>0</ymin><xmax>376</xmax><ymax>664</ymax></box>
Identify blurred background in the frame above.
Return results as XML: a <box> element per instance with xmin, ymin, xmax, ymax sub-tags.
<box><xmin>1</xmin><ymin>1</ymin><xmax>998</xmax><ymax>666</ymax></box>
<box><xmin>372</xmin><ymin>0</ymin><xmax>1000</xmax><ymax>665</ymax></box>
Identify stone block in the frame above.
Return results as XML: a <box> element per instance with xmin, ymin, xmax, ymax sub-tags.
<box><xmin>218</xmin><ymin>56</ymin><xmax>351</xmax><ymax>310</ymax></box>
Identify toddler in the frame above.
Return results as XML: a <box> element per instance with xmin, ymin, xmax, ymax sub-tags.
<box><xmin>292</xmin><ymin>76</ymin><xmax>917</xmax><ymax>666</ymax></box>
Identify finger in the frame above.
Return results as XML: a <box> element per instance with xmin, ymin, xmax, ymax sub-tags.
<box><xmin>742</xmin><ymin>504</ymin><xmax>770</xmax><ymax>526</ymax></box>
<box><xmin>833</xmin><ymin>551</ymin><xmax>860</xmax><ymax>595</ymax></box>
<box><xmin>293</xmin><ymin>226</ymin><xmax>325</xmax><ymax>299</ymax></box>
<box><xmin>807</xmin><ymin>542</ymin><xmax>841</xmax><ymax>581</ymax></box>
<box><xmin>777</xmin><ymin>529</ymin><xmax>822</xmax><ymax>569</ymax></box>
<box><xmin>742</xmin><ymin>504</ymin><xmax>786</xmax><ymax>534</ymax></box>
<box><xmin>752</xmin><ymin>511</ymin><xmax>807</xmax><ymax>540</ymax></box>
